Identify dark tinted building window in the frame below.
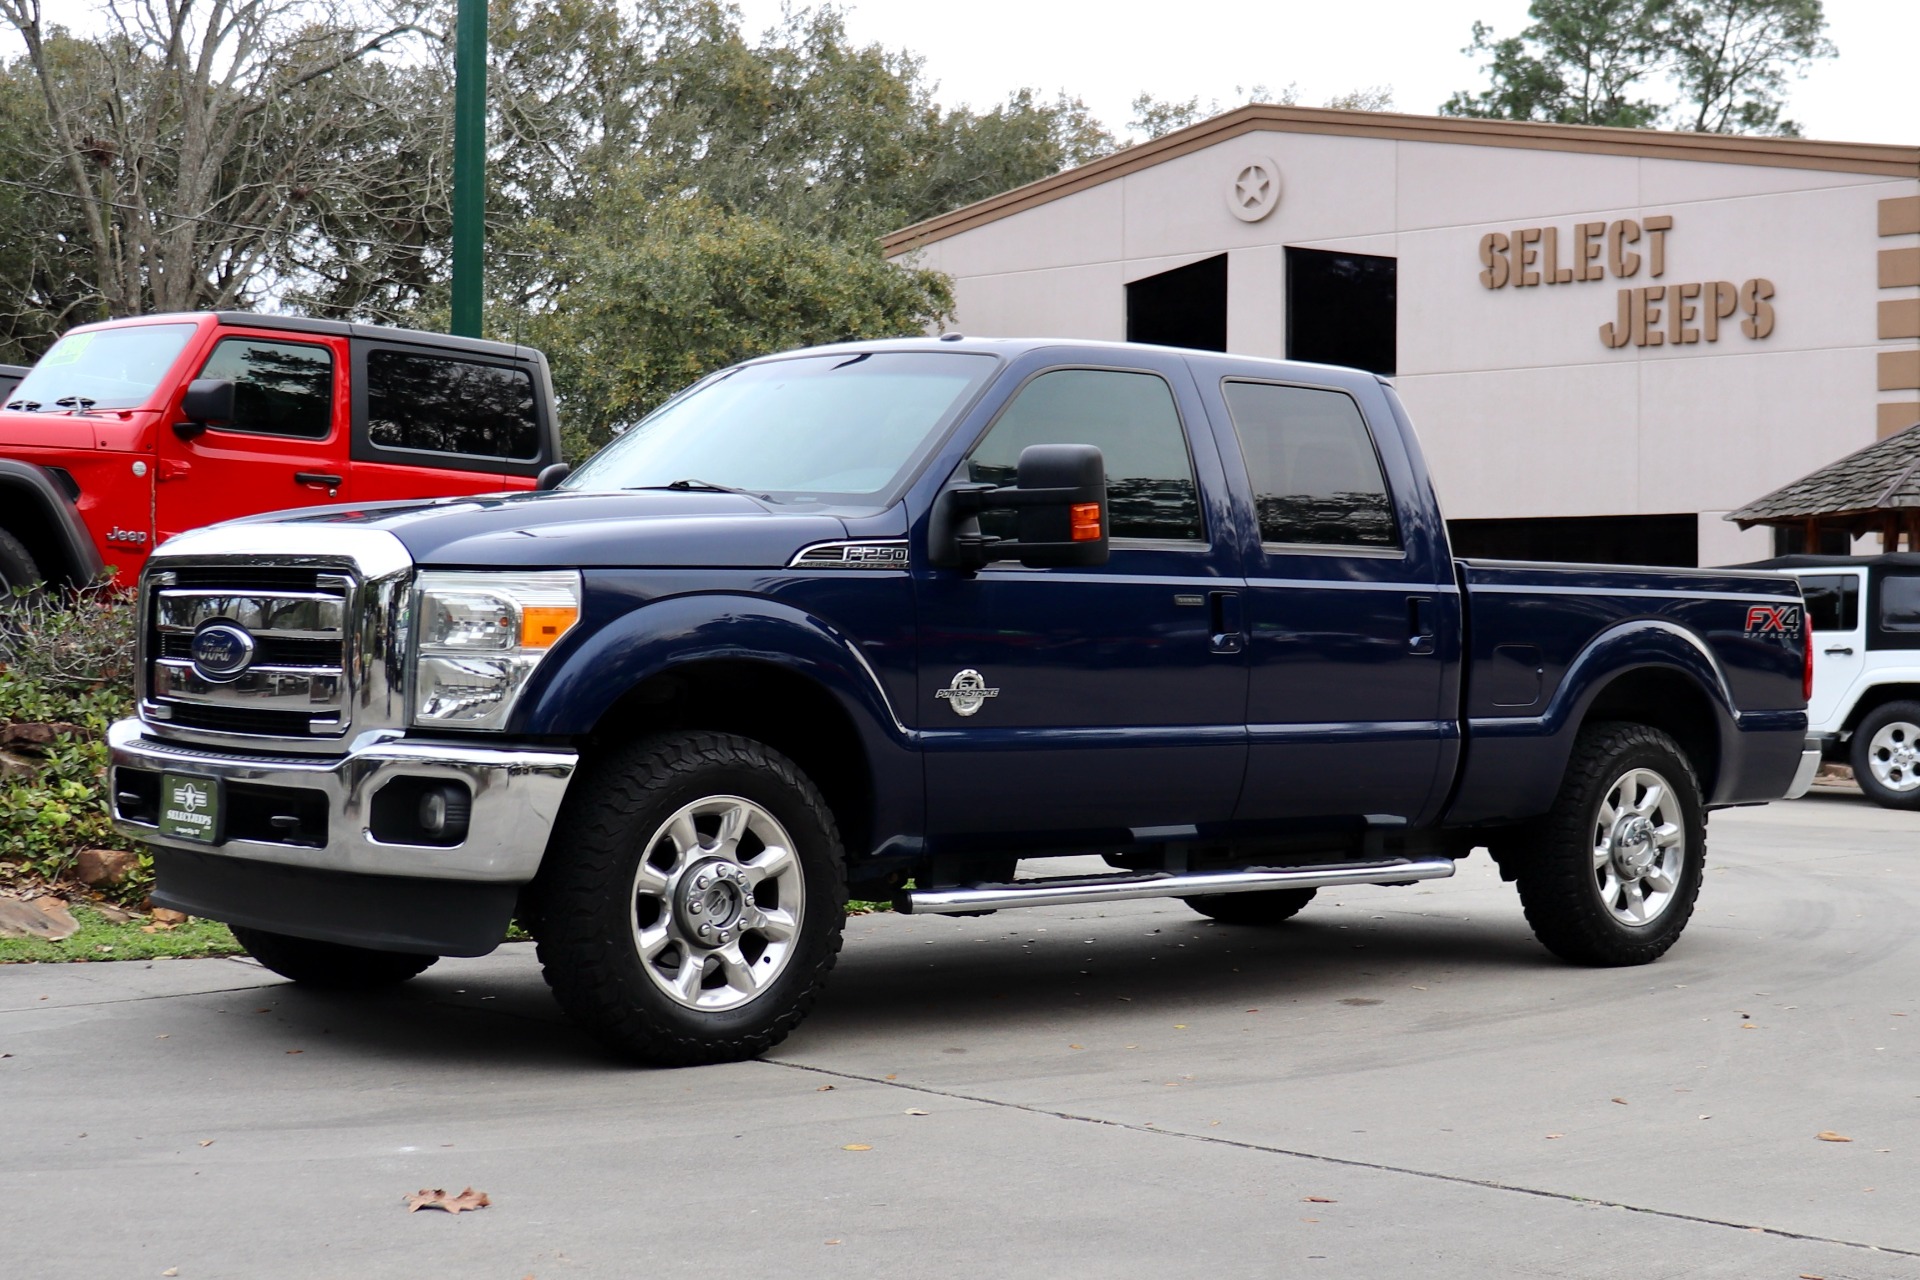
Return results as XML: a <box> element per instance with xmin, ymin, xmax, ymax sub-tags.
<box><xmin>1879</xmin><ymin>576</ymin><xmax>1920</xmax><ymax>632</ymax></box>
<box><xmin>366</xmin><ymin>351</ymin><xmax>539</xmax><ymax>460</ymax></box>
<box><xmin>198</xmin><ymin>338</ymin><xmax>332</xmax><ymax>439</ymax></box>
<box><xmin>1800</xmin><ymin>574</ymin><xmax>1860</xmax><ymax>632</ymax></box>
<box><xmin>1126</xmin><ymin>255</ymin><xmax>1228</xmax><ymax>352</ymax></box>
<box><xmin>1285</xmin><ymin>248</ymin><xmax>1396</xmax><ymax>376</ymax></box>
<box><xmin>967</xmin><ymin>369</ymin><xmax>1201</xmax><ymax>542</ymax></box>
<box><xmin>1223</xmin><ymin>381</ymin><xmax>1397</xmax><ymax>549</ymax></box>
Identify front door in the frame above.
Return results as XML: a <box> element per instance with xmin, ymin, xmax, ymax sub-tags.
<box><xmin>915</xmin><ymin>361</ymin><xmax>1249</xmax><ymax>851</ymax></box>
<box><xmin>1800</xmin><ymin>570</ymin><xmax>1865</xmax><ymax>733</ymax></box>
<box><xmin>155</xmin><ymin>330</ymin><xmax>349</xmax><ymax>542</ymax></box>
<box><xmin>1206</xmin><ymin>377</ymin><xmax>1455</xmax><ymax>829</ymax></box>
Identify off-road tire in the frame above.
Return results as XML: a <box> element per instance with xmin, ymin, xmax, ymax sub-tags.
<box><xmin>230</xmin><ymin>926</ymin><xmax>439</xmax><ymax>988</ymax></box>
<box><xmin>529</xmin><ymin>732</ymin><xmax>846</xmax><ymax>1067</ymax></box>
<box><xmin>1849</xmin><ymin>700</ymin><xmax>1920</xmax><ymax>811</ymax></box>
<box><xmin>0</xmin><ymin>528</ymin><xmax>41</xmax><ymax>598</ymax></box>
<box><xmin>1182</xmin><ymin>887</ymin><xmax>1317</xmax><ymax>925</ymax></box>
<box><xmin>1513</xmin><ymin>721</ymin><xmax>1705</xmax><ymax>966</ymax></box>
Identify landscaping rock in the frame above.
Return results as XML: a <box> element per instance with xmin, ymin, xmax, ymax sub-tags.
<box><xmin>92</xmin><ymin>903</ymin><xmax>135</xmax><ymax>924</ymax></box>
<box><xmin>0</xmin><ymin>894</ymin><xmax>79</xmax><ymax>941</ymax></box>
<box><xmin>75</xmin><ymin>848</ymin><xmax>140</xmax><ymax>887</ymax></box>
<box><xmin>149</xmin><ymin>907</ymin><xmax>190</xmax><ymax>926</ymax></box>
<box><xmin>0</xmin><ymin>722</ymin><xmax>83</xmax><ymax>746</ymax></box>
<box><xmin>0</xmin><ymin>748</ymin><xmax>37</xmax><ymax>779</ymax></box>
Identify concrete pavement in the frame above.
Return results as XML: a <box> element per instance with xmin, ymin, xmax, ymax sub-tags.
<box><xmin>2</xmin><ymin>791</ymin><xmax>1916</xmax><ymax>1278</ymax></box>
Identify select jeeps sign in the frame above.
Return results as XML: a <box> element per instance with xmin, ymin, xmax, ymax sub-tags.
<box><xmin>1476</xmin><ymin>214</ymin><xmax>1775</xmax><ymax>349</ymax></box>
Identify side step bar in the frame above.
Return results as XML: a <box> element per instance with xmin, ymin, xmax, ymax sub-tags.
<box><xmin>898</xmin><ymin>857</ymin><xmax>1456</xmax><ymax>916</ymax></box>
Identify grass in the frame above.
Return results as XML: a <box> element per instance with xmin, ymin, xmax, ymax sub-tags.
<box><xmin>0</xmin><ymin>906</ymin><xmax>243</xmax><ymax>964</ymax></box>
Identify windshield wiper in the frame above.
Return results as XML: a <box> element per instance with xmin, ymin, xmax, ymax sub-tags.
<box><xmin>54</xmin><ymin>395</ymin><xmax>97</xmax><ymax>410</ymax></box>
<box><xmin>631</xmin><ymin>478</ymin><xmax>754</xmax><ymax>495</ymax></box>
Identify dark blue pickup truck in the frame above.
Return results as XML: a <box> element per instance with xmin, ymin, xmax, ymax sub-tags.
<box><xmin>108</xmin><ymin>338</ymin><xmax>1817</xmax><ymax>1064</ymax></box>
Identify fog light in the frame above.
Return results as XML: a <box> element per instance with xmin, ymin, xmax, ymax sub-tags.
<box><xmin>417</xmin><ymin>784</ymin><xmax>471</xmax><ymax>841</ymax></box>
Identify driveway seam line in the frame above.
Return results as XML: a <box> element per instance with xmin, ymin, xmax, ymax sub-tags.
<box><xmin>762</xmin><ymin>1059</ymin><xmax>1917</xmax><ymax>1260</ymax></box>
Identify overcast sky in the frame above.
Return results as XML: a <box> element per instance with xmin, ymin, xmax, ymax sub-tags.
<box><xmin>733</xmin><ymin>0</ymin><xmax>1918</xmax><ymax>147</ymax></box>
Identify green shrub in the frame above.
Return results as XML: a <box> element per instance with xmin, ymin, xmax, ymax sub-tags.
<box><xmin>0</xmin><ymin>588</ymin><xmax>141</xmax><ymax>900</ymax></box>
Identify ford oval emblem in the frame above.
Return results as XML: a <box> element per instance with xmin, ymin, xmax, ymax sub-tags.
<box><xmin>190</xmin><ymin>622</ymin><xmax>256</xmax><ymax>682</ymax></box>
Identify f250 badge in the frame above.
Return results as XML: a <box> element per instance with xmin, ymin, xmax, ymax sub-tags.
<box><xmin>936</xmin><ymin>669</ymin><xmax>1000</xmax><ymax>717</ymax></box>
<box><xmin>1744</xmin><ymin>604</ymin><xmax>1802</xmax><ymax>634</ymax></box>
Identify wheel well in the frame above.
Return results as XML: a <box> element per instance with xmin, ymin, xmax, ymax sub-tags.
<box><xmin>0</xmin><ymin>476</ymin><xmax>85</xmax><ymax>589</ymax></box>
<box><xmin>1840</xmin><ymin>685</ymin><xmax>1920</xmax><ymax>737</ymax></box>
<box><xmin>583</xmin><ymin>660</ymin><xmax>874</xmax><ymax>858</ymax></box>
<box><xmin>1581</xmin><ymin>666</ymin><xmax>1720</xmax><ymax>797</ymax></box>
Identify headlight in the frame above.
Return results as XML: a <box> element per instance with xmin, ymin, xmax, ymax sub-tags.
<box><xmin>412</xmin><ymin>571</ymin><xmax>581</xmax><ymax>730</ymax></box>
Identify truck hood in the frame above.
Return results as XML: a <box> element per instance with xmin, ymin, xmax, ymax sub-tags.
<box><xmin>236</xmin><ymin>489</ymin><xmax>855</xmax><ymax>569</ymax></box>
<box><xmin>0</xmin><ymin>405</ymin><xmax>155</xmax><ymax>453</ymax></box>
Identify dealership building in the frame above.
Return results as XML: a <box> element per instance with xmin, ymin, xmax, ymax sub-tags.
<box><xmin>884</xmin><ymin>106</ymin><xmax>1920</xmax><ymax>567</ymax></box>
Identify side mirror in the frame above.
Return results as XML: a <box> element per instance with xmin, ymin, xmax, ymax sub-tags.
<box><xmin>930</xmin><ymin>443</ymin><xmax>1108</xmax><ymax>571</ymax></box>
<box><xmin>535</xmin><ymin>462</ymin><xmax>572</xmax><ymax>491</ymax></box>
<box><xmin>174</xmin><ymin>378</ymin><xmax>235</xmax><ymax>439</ymax></box>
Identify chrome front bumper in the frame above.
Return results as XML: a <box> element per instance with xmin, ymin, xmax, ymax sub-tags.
<box><xmin>108</xmin><ymin>719</ymin><xmax>577</xmax><ymax>883</ymax></box>
<box><xmin>1783</xmin><ymin>740</ymin><xmax>1823</xmax><ymax>801</ymax></box>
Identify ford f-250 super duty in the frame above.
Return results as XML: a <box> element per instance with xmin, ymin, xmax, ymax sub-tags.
<box><xmin>108</xmin><ymin>338</ymin><xmax>1818</xmax><ymax>1065</ymax></box>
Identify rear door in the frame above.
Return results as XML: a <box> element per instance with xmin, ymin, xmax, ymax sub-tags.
<box><xmin>1798</xmin><ymin>570</ymin><xmax>1865</xmax><ymax>733</ymax></box>
<box><xmin>914</xmin><ymin>356</ymin><xmax>1249</xmax><ymax>850</ymax></box>
<box><xmin>1204</xmin><ymin>375</ymin><xmax>1457</xmax><ymax>830</ymax></box>
<box><xmin>349</xmin><ymin>342</ymin><xmax>550</xmax><ymax>501</ymax></box>
<box><xmin>154</xmin><ymin>328</ymin><xmax>350</xmax><ymax>541</ymax></box>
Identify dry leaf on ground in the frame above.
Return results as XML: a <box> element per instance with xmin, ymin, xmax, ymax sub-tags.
<box><xmin>1611</xmin><ymin>1097</ymin><xmax>1629</xmax><ymax>1105</ymax></box>
<box><xmin>1816</xmin><ymin>1131</ymin><xmax>1853</xmax><ymax>1143</ymax></box>
<box><xmin>1302</xmin><ymin>1196</ymin><xmax>1335</xmax><ymax>1203</ymax></box>
<box><xmin>815</xmin><ymin>1084</ymin><xmax>834</xmax><ymax>1092</ymax></box>
<box><xmin>841</xmin><ymin>1144</ymin><xmax>872</xmax><ymax>1151</ymax></box>
<box><xmin>404</xmin><ymin>1187</ymin><xmax>491</xmax><ymax>1214</ymax></box>
<box><xmin>904</xmin><ymin>1109</ymin><xmax>929</xmax><ymax>1116</ymax></box>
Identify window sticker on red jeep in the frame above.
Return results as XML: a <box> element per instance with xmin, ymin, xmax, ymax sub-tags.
<box><xmin>1744</xmin><ymin>604</ymin><xmax>1802</xmax><ymax>633</ymax></box>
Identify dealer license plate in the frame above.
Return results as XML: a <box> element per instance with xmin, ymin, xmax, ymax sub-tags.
<box><xmin>158</xmin><ymin>773</ymin><xmax>223</xmax><ymax>844</ymax></box>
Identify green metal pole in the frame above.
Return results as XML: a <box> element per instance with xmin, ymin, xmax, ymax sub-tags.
<box><xmin>450</xmin><ymin>0</ymin><xmax>487</xmax><ymax>338</ymax></box>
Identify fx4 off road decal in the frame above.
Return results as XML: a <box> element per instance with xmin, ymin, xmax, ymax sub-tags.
<box><xmin>1744</xmin><ymin>604</ymin><xmax>1802</xmax><ymax>634</ymax></box>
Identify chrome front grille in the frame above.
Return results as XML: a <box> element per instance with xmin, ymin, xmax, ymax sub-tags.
<box><xmin>145</xmin><ymin>570</ymin><xmax>353</xmax><ymax>738</ymax></box>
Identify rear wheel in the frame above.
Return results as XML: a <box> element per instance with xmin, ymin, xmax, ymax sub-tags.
<box><xmin>1850</xmin><ymin>701</ymin><xmax>1920</xmax><ymax>810</ymax></box>
<box><xmin>530</xmin><ymin>732</ymin><xmax>846</xmax><ymax>1067</ymax></box>
<box><xmin>1182</xmin><ymin>887</ymin><xmax>1317</xmax><ymax>925</ymax></box>
<box><xmin>230</xmin><ymin>926</ymin><xmax>438</xmax><ymax>989</ymax></box>
<box><xmin>1513</xmin><ymin>722</ymin><xmax>1705</xmax><ymax>966</ymax></box>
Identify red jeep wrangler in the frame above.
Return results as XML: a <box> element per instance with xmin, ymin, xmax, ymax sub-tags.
<box><xmin>0</xmin><ymin>312</ymin><xmax>565</xmax><ymax>591</ymax></box>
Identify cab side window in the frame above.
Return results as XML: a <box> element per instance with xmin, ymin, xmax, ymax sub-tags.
<box><xmin>1800</xmin><ymin>574</ymin><xmax>1859</xmax><ymax>632</ymax></box>
<box><xmin>197</xmin><ymin>338</ymin><xmax>333</xmax><ymax>439</ymax></box>
<box><xmin>366</xmin><ymin>350</ymin><xmax>539</xmax><ymax>460</ymax></box>
<box><xmin>1879</xmin><ymin>576</ymin><xmax>1920</xmax><ymax>632</ymax></box>
<box><xmin>966</xmin><ymin>369</ymin><xmax>1202</xmax><ymax>542</ymax></box>
<box><xmin>1222</xmin><ymin>380</ymin><xmax>1398</xmax><ymax>550</ymax></box>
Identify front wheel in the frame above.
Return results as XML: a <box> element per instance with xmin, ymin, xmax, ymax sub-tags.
<box><xmin>1850</xmin><ymin>701</ymin><xmax>1920</xmax><ymax>810</ymax></box>
<box><xmin>1513</xmin><ymin>722</ymin><xmax>1705</xmax><ymax>966</ymax></box>
<box><xmin>230</xmin><ymin>926</ymin><xmax>439</xmax><ymax>989</ymax></box>
<box><xmin>530</xmin><ymin>732</ymin><xmax>846</xmax><ymax>1067</ymax></box>
<box><xmin>0</xmin><ymin>528</ymin><xmax>41</xmax><ymax>599</ymax></box>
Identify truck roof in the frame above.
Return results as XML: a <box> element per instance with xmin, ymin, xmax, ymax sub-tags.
<box><xmin>67</xmin><ymin>311</ymin><xmax>545</xmax><ymax>364</ymax></box>
<box><xmin>760</xmin><ymin>335</ymin><xmax>1390</xmax><ymax>389</ymax></box>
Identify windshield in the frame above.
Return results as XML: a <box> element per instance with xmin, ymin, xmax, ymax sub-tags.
<box><xmin>6</xmin><ymin>323</ymin><xmax>197</xmax><ymax>412</ymax></box>
<box><xmin>564</xmin><ymin>351</ymin><xmax>997</xmax><ymax>503</ymax></box>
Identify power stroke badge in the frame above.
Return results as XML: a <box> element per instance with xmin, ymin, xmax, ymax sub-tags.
<box><xmin>936</xmin><ymin>669</ymin><xmax>999</xmax><ymax>717</ymax></box>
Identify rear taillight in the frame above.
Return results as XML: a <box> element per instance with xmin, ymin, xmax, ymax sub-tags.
<box><xmin>1803</xmin><ymin>633</ymin><xmax>1814</xmax><ymax>703</ymax></box>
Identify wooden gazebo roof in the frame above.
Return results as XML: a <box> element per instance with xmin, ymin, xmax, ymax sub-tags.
<box><xmin>1728</xmin><ymin>422</ymin><xmax>1920</xmax><ymax>531</ymax></box>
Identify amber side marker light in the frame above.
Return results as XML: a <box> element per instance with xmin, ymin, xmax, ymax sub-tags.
<box><xmin>1070</xmin><ymin>503</ymin><xmax>1102</xmax><ymax>542</ymax></box>
<box><xmin>520</xmin><ymin>605</ymin><xmax>580</xmax><ymax>648</ymax></box>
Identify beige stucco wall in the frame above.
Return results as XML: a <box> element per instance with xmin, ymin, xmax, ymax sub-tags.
<box><xmin>895</xmin><ymin>126</ymin><xmax>1920</xmax><ymax>565</ymax></box>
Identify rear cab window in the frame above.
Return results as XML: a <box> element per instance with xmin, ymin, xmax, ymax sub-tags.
<box><xmin>1219</xmin><ymin>379</ymin><xmax>1399</xmax><ymax>552</ymax></box>
<box><xmin>366</xmin><ymin>350</ymin><xmax>539</xmax><ymax>461</ymax></box>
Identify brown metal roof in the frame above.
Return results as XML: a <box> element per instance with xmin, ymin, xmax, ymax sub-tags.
<box><xmin>883</xmin><ymin>104</ymin><xmax>1920</xmax><ymax>257</ymax></box>
<box><xmin>1728</xmin><ymin>422</ymin><xmax>1920</xmax><ymax>527</ymax></box>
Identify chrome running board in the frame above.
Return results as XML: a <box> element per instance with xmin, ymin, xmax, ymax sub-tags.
<box><xmin>898</xmin><ymin>857</ymin><xmax>1456</xmax><ymax>915</ymax></box>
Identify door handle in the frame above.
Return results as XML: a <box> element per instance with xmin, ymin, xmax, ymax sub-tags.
<box><xmin>1824</xmin><ymin>646</ymin><xmax>1854</xmax><ymax>656</ymax></box>
<box><xmin>1407</xmin><ymin>596</ymin><xmax>1436</xmax><ymax>655</ymax></box>
<box><xmin>294</xmin><ymin>472</ymin><xmax>343</xmax><ymax>487</ymax></box>
<box><xmin>1208</xmin><ymin>590</ymin><xmax>1243</xmax><ymax>655</ymax></box>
